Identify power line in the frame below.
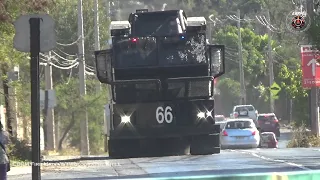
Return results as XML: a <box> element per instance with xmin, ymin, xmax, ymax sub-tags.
<box><xmin>56</xmin><ymin>27</ymin><xmax>94</xmax><ymax>47</ymax></box>
<box><xmin>56</xmin><ymin>47</ymin><xmax>77</xmax><ymax>57</ymax></box>
<box><xmin>51</xmin><ymin>51</ymin><xmax>78</xmax><ymax>62</ymax></box>
<box><xmin>56</xmin><ymin>36</ymin><xmax>81</xmax><ymax>46</ymax></box>
<box><xmin>39</xmin><ymin>60</ymin><xmax>79</xmax><ymax>70</ymax></box>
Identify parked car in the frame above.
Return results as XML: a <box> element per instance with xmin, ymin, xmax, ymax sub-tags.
<box><xmin>215</xmin><ymin>115</ymin><xmax>226</xmax><ymax>130</ymax></box>
<box><xmin>230</xmin><ymin>105</ymin><xmax>258</xmax><ymax>121</ymax></box>
<box><xmin>220</xmin><ymin>118</ymin><xmax>260</xmax><ymax>149</ymax></box>
<box><xmin>260</xmin><ymin>132</ymin><xmax>278</xmax><ymax>148</ymax></box>
<box><xmin>257</xmin><ymin>113</ymin><xmax>280</xmax><ymax>138</ymax></box>
<box><xmin>215</xmin><ymin>115</ymin><xmax>226</xmax><ymax>121</ymax></box>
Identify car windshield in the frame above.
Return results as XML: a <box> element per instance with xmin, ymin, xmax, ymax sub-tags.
<box><xmin>258</xmin><ymin>115</ymin><xmax>275</xmax><ymax>121</ymax></box>
<box><xmin>225</xmin><ymin>121</ymin><xmax>254</xmax><ymax>129</ymax></box>
<box><xmin>132</xmin><ymin>12</ymin><xmax>180</xmax><ymax>36</ymax></box>
<box><xmin>112</xmin><ymin>35</ymin><xmax>207</xmax><ymax>68</ymax></box>
<box><xmin>235</xmin><ymin>106</ymin><xmax>254</xmax><ymax>111</ymax></box>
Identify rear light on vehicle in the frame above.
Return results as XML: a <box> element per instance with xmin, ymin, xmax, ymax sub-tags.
<box><xmin>234</xmin><ymin>112</ymin><xmax>238</xmax><ymax>118</ymax></box>
<box><xmin>131</xmin><ymin>37</ymin><xmax>138</xmax><ymax>42</ymax></box>
<box><xmin>273</xmin><ymin>118</ymin><xmax>278</xmax><ymax>123</ymax></box>
<box><xmin>222</xmin><ymin>130</ymin><xmax>228</xmax><ymax>136</ymax></box>
<box><xmin>252</xmin><ymin>131</ymin><xmax>256</xmax><ymax>135</ymax></box>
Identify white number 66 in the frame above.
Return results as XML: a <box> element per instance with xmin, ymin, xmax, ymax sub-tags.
<box><xmin>156</xmin><ymin>106</ymin><xmax>173</xmax><ymax>123</ymax></box>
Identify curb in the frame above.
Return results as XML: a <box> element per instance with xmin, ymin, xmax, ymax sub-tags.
<box><xmin>42</xmin><ymin>155</ymin><xmax>110</xmax><ymax>163</ymax></box>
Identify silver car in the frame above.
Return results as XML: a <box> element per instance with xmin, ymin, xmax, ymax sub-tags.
<box><xmin>220</xmin><ymin>118</ymin><xmax>260</xmax><ymax>149</ymax></box>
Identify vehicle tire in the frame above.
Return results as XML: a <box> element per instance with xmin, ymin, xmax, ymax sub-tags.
<box><xmin>108</xmin><ymin>139</ymin><xmax>140</xmax><ymax>158</ymax></box>
<box><xmin>190</xmin><ymin>134</ymin><xmax>220</xmax><ymax>155</ymax></box>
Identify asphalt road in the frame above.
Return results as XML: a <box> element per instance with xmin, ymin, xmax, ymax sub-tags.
<box><xmin>10</xmin><ymin>129</ymin><xmax>317</xmax><ymax>180</ymax></box>
<box><xmin>278</xmin><ymin>129</ymin><xmax>292</xmax><ymax>148</ymax></box>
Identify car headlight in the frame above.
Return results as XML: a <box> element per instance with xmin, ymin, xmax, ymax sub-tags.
<box><xmin>121</xmin><ymin>115</ymin><xmax>131</xmax><ymax>123</ymax></box>
<box><xmin>197</xmin><ymin>112</ymin><xmax>205</xmax><ymax>118</ymax></box>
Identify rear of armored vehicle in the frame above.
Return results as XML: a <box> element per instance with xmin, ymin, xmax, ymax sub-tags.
<box><xmin>95</xmin><ymin>9</ymin><xmax>226</xmax><ymax>158</ymax></box>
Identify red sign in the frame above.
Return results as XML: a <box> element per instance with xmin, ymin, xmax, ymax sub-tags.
<box><xmin>301</xmin><ymin>45</ymin><xmax>320</xmax><ymax>88</ymax></box>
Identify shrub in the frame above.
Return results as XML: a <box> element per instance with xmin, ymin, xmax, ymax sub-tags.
<box><xmin>7</xmin><ymin>137</ymin><xmax>32</xmax><ymax>161</ymax></box>
<box><xmin>287</xmin><ymin>123</ymin><xmax>320</xmax><ymax>148</ymax></box>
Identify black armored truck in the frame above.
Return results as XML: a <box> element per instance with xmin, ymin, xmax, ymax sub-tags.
<box><xmin>95</xmin><ymin>9</ymin><xmax>226</xmax><ymax>158</ymax></box>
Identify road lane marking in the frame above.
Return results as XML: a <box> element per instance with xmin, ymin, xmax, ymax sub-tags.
<box><xmin>244</xmin><ymin>151</ymin><xmax>311</xmax><ymax>170</ymax></box>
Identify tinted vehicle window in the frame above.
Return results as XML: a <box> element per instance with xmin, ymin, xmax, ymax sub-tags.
<box><xmin>158</xmin><ymin>34</ymin><xmax>207</xmax><ymax>65</ymax></box>
<box><xmin>235</xmin><ymin>106</ymin><xmax>254</xmax><ymax>111</ymax></box>
<box><xmin>112</xmin><ymin>35</ymin><xmax>207</xmax><ymax>68</ymax></box>
<box><xmin>133</xmin><ymin>13</ymin><xmax>179</xmax><ymax>37</ymax></box>
<box><xmin>112</xmin><ymin>37</ymin><xmax>157</xmax><ymax>68</ymax></box>
<box><xmin>258</xmin><ymin>115</ymin><xmax>275</xmax><ymax>121</ymax></box>
<box><xmin>225</xmin><ymin>121</ymin><xmax>254</xmax><ymax>129</ymax></box>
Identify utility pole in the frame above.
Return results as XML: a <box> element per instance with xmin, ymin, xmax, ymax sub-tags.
<box><xmin>7</xmin><ymin>86</ymin><xmax>17</xmax><ymax>138</ymax></box>
<box><xmin>7</xmin><ymin>66</ymin><xmax>19</xmax><ymax>138</ymax></box>
<box><xmin>94</xmin><ymin>0</ymin><xmax>101</xmax><ymax>91</ymax></box>
<box><xmin>266</xmin><ymin>10</ymin><xmax>275</xmax><ymax>113</ymax></box>
<box><xmin>44</xmin><ymin>51</ymin><xmax>55</xmax><ymax>150</ymax></box>
<box><xmin>3</xmin><ymin>65</ymin><xmax>18</xmax><ymax>137</ymax></box>
<box><xmin>78</xmin><ymin>0</ymin><xmax>90</xmax><ymax>155</ymax></box>
<box><xmin>307</xmin><ymin>0</ymin><xmax>319</xmax><ymax>136</ymax></box>
<box><xmin>237</xmin><ymin>9</ymin><xmax>246</xmax><ymax>104</ymax></box>
<box><xmin>207</xmin><ymin>22</ymin><xmax>213</xmax><ymax>44</ymax></box>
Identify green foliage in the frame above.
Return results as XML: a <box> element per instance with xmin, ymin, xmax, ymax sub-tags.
<box><xmin>7</xmin><ymin>137</ymin><xmax>32</xmax><ymax>161</ymax></box>
<box><xmin>307</xmin><ymin>14</ymin><xmax>320</xmax><ymax>49</ymax></box>
<box><xmin>55</xmin><ymin>78</ymin><xmax>107</xmax><ymax>153</ymax></box>
<box><xmin>214</xmin><ymin>25</ymin><xmax>271</xmax><ymax>113</ymax></box>
<box><xmin>287</xmin><ymin>124</ymin><xmax>320</xmax><ymax>148</ymax></box>
<box><xmin>217</xmin><ymin>78</ymin><xmax>241</xmax><ymax>111</ymax></box>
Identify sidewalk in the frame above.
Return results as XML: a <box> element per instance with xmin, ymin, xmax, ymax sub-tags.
<box><xmin>8</xmin><ymin>166</ymin><xmax>31</xmax><ymax>176</ymax></box>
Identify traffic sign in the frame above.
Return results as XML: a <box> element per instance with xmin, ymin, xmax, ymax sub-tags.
<box><xmin>301</xmin><ymin>45</ymin><xmax>320</xmax><ymax>88</ymax></box>
<box><xmin>13</xmin><ymin>14</ymin><xmax>56</xmax><ymax>52</ymax></box>
<box><xmin>270</xmin><ymin>82</ymin><xmax>281</xmax><ymax>96</ymax></box>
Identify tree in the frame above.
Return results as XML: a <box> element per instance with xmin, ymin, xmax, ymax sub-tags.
<box><xmin>54</xmin><ymin>78</ymin><xmax>107</xmax><ymax>153</ymax></box>
<box><xmin>213</xmin><ymin>25</ymin><xmax>270</xmax><ymax>114</ymax></box>
<box><xmin>0</xmin><ymin>0</ymin><xmax>55</xmax><ymax>137</ymax></box>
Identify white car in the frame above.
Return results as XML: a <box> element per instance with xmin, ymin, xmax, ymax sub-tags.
<box><xmin>215</xmin><ymin>115</ymin><xmax>227</xmax><ymax>130</ymax></box>
<box><xmin>230</xmin><ymin>105</ymin><xmax>258</xmax><ymax>120</ymax></box>
<box><xmin>220</xmin><ymin>118</ymin><xmax>260</xmax><ymax>149</ymax></box>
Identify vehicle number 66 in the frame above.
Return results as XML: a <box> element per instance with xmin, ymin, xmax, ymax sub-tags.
<box><xmin>156</xmin><ymin>106</ymin><xmax>173</xmax><ymax>123</ymax></box>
